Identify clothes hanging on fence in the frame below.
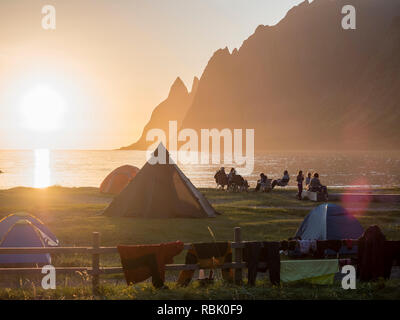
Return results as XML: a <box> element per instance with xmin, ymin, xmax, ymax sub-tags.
<box><xmin>280</xmin><ymin>259</ymin><xmax>339</xmax><ymax>285</ymax></box>
<box><xmin>177</xmin><ymin>242</ymin><xmax>233</xmax><ymax>286</ymax></box>
<box><xmin>345</xmin><ymin>239</ymin><xmax>353</xmax><ymax>250</ymax></box>
<box><xmin>314</xmin><ymin>240</ymin><xmax>343</xmax><ymax>258</ymax></box>
<box><xmin>298</xmin><ymin>240</ymin><xmax>317</xmax><ymax>255</ymax></box>
<box><xmin>280</xmin><ymin>241</ymin><xmax>288</xmax><ymax>251</ymax></box>
<box><xmin>326</xmin><ymin>240</ymin><xmax>343</xmax><ymax>253</ymax></box>
<box><xmin>288</xmin><ymin>240</ymin><xmax>298</xmax><ymax>251</ymax></box>
<box><xmin>339</xmin><ymin>258</ymin><xmax>353</xmax><ymax>268</ymax></box>
<box><xmin>357</xmin><ymin>225</ymin><xmax>389</xmax><ymax>281</ymax></box>
<box><xmin>243</xmin><ymin>242</ymin><xmax>280</xmax><ymax>286</ymax></box>
<box><xmin>118</xmin><ymin>241</ymin><xmax>184</xmax><ymax>288</ymax></box>
<box><xmin>384</xmin><ymin>241</ymin><xmax>400</xmax><ymax>279</ymax></box>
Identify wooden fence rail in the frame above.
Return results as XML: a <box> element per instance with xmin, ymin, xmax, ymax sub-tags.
<box><xmin>0</xmin><ymin>228</ymin><xmax>379</xmax><ymax>293</ymax></box>
<box><xmin>0</xmin><ymin>227</ymin><xmax>246</xmax><ymax>293</ymax></box>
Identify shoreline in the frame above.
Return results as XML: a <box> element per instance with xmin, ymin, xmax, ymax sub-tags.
<box><xmin>1</xmin><ymin>185</ymin><xmax>399</xmax><ymax>192</ymax></box>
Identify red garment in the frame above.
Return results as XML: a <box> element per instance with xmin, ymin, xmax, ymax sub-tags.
<box><xmin>118</xmin><ymin>241</ymin><xmax>184</xmax><ymax>286</ymax></box>
<box><xmin>345</xmin><ymin>239</ymin><xmax>353</xmax><ymax>250</ymax></box>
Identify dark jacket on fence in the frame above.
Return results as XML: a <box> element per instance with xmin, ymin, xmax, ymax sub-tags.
<box><xmin>357</xmin><ymin>225</ymin><xmax>389</xmax><ymax>281</ymax></box>
<box><xmin>243</xmin><ymin>242</ymin><xmax>280</xmax><ymax>286</ymax></box>
<box><xmin>118</xmin><ymin>241</ymin><xmax>184</xmax><ymax>288</ymax></box>
<box><xmin>177</xmin><ymin>242</ymin><xmax>233</xmax><ymax>286</ymax></box>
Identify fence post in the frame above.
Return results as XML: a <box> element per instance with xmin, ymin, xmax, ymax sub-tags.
<box><xmin>234</xmin><ymin>227</ymin><xmax>243</xmax><ymax>285</ymax></box>
<box><xmin>92</xmin><ymin>232</ymin><xmax>100</xmax><ymax>295</ymax></box>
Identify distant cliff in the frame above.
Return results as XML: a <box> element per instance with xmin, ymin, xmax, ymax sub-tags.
<box><xmin>124</xmin><ymin>0</ymin><xmax>400</xmax><ymax>151</ymax></box>
<box><xmin>120</xmin><ymin>76</ymin><xmax>199</xmax><ymax>150</ymax></box>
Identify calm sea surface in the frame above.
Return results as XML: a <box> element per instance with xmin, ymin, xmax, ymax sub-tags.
<box><xmin>0</xmin><ymin>149</ymin><xmax>399</xmax><ymax>189</ymax></box>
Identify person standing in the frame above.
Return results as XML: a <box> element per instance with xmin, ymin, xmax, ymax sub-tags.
<box><xmin>296</xmin><ymin>170</ymin><xmax>304</xmax><ymax>200</ymax></box>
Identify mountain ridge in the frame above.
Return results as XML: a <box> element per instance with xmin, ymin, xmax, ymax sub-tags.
<box><xmin>122</xmin><ymin>0</ymin><xmax>400</xmax><ymax>151</ymax></box>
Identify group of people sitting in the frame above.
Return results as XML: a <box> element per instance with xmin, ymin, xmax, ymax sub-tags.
<box><xmin>214</xmin><ymin>167</ymin><xmax>249</xmax><ymax>192</ymax></box>
<box><xmin>254</xmin><ymin>170</ymin><xmax>290</xmax><ymax>192</ymax></box>
<box><xmin>215</xmin><ymin>167</ymin><xmax>328</xmax><ymax>200</ymax></box>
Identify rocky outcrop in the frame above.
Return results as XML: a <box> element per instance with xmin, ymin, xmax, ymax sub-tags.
<box><xmin>121</xmin><ymin>76</ymin><xmax>199</xmax><ymax>150</ymax></box>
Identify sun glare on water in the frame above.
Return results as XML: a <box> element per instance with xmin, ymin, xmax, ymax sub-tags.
<box><xmin>20</xmin><ymin>85</ymin><xmax>66</xmax><ymax>132</ymax></box>
<box><xmin>34</xmin><ymin>148</ymin><xmax>51</xmax><ymax>188</ymax></box>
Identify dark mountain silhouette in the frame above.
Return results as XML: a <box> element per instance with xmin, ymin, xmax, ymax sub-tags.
<box><xmin>124</xmin><ymin>0</ymin><xmax>400</xmax><ymax>151</ymax></box>
<box><xmin>121</xmin><ymin>76</ymin><xmax>199</xmax><ymax>150</ymax></box>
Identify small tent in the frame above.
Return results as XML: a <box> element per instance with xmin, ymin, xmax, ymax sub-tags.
<box><xmin>103</xmin><ymin>143</ymin><xmax>218</xmax><ymax>218</ymax></box>
<box><xmin>0</xmin><ymin>220</ymin><xmax>51</xmax><ymax>267</ymax></box>
<box><xmin>100</xmin><ymin>165</ymin><xmax>140</xmax><ymax>194</ymax></box>
<box><xmin>0</xmin><ymin>212</ymin><xmax>58</xmax><ymax>246</ymax></box>
<box><xmin>295</xmin><ymin>204</ymin><xmax>364</xmax><ymax>253</ymax></box>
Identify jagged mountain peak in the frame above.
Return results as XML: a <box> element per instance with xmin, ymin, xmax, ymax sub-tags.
<box><xmin>168</xmin><ymin>76</ymin><xmax>189</xmax><ymax>98</ymax></box>
<box><xmin>191</xmin><ymin>76</ymin><xmax>200</xmax><ymax>95</ymax></box>
<box><xmin>123</xmin><ymin>0</ymin><xmax>400</xmax><ymax>151</ymax></box>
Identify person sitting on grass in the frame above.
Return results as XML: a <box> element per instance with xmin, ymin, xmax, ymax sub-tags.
<box><xmin>255</xmin><ymin>173</ymin><xmax>268</xmax><ymax>192</ymax></box>
<box><xmin>214</xmin><ymin>167</ymin><xmax>228</xmax><ymax>190</ymax></box>
<box><xmin>271</xmin><ymin>170</ymin><xmax>290</xmax><ymax>189</ymax></box>
<box><xmin>227</xmin><ymin>168</ymin><xmax>236</xmax><ymax>183</ymax></box>
<box><xmin>308</xmin><ymin>172</ymin><xmax>328</xmax><ymax>199</ymax></box>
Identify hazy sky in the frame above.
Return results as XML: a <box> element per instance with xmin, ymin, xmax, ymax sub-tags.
<box><xmin>0</xmin><ymin>0</ymin><xmax>305</xmax><ymax>149</ymax></box>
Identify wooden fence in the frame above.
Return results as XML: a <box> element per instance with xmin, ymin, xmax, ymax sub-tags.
<box><xmin>0</xmin><ymin>227</ymin><xmax>247</xmax><ymax>294</ymax></box>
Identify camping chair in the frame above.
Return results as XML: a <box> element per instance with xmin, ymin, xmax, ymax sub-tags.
<box><xmin>260</xmin><ymin>179</ymin><xmax>272</xmax><ymax>192</ymax></box>
<box><xmin>239</xmin><ymin>179</ymin><xmax>250</xmax><ymax>192</ymax></box>
<box><xmin>302</xmin><ymin>190</ymin><xmax>328</xmax><ymax>202</ymax></box>
<box><xmin>277</xmin><ymin>180</ymin><xmax>289</xmax><ymax>187</ymax></box>
<box><xmin>228</xmin><ymin>182</ymin><xmax>238</xmax><ymax>192</ymax></box>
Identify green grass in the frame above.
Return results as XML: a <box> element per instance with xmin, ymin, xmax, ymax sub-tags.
<box><xmin>0</xmin><ymin>186</ymin><xmax>399</xmax><ymax>299</ymax></box>
<box><xmin>1</xmin><ymin>279</ymin><xmax>400</xmax><ymax>300</ymax></box>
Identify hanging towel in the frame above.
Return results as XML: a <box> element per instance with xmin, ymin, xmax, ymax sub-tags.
<box><xmin>280</xmin><ymin>259</ymin><xmax>339</xmax><ymax>285</ymax></box>
<box><xmin>177</xmin><ymin>242</ymin><xmax>233</xmax><ymax>286</ymax></box>
<box><xmin>118</xmin><ymin>241</ymin><xmax>184</xmax><ymax>288</ymax></box>
<box><xmin>243</xmin><ymin>242</ymin><xmax>280</xmax><ymax>286</ymax></box>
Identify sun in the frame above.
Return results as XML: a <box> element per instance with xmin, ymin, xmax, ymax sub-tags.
<box><xmin>20</xmin><ymin>85</ymin><xmax>66</xmax><ymax>132</ymax></box>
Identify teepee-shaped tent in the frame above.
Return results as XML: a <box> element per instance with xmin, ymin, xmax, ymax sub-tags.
<box><xmin>103</xmin><ymin>144</ymin><xmax>218</xmax><ymax>218</ymax></box>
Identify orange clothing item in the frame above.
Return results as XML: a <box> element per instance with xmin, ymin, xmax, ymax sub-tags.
<box><xmin>118</xmin><ymin>241</ymin><xmax>184</xmax><ymax>288</ymax></box>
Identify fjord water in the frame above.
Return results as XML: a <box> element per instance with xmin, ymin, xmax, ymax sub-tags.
<box><xmin>0</xmin><ymin>150</ymin><xmax>399</xmax><ymax>190</ymax></box>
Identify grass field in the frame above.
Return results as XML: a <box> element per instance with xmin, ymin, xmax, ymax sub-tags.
<box><xmin>0</xmin><ymin>186</ymin><xmax>399</xmax><ymax>300</ymax></box>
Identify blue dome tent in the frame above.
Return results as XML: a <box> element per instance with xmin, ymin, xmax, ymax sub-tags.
<box><xmin>0</xmin><ymin>212</ymin><xmax>58</xmax><ymax>247</ymax></box>
<box><xmin>295</xmin><ymin>204</ymin><xmax>364</xmax><ymax>254</ymax></box>
<box><xmin>0</xmin><ymin>220</ymin><xmax>51</xmax><ymax>267</ymax></box>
